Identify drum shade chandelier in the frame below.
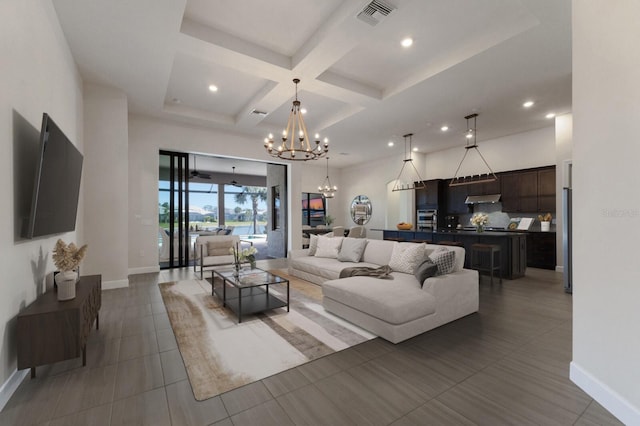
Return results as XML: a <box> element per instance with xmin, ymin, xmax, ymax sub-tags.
<box><xmin>450</xmin><ymin>113</ymin><xmax>497</xmax><ymax>186</ymax></box>
<box><xmin>318</xmin><ymin>157</ymin><xmax>337</xmax><ymax>198</ymax></box>
<box><xmin>392</xmin><ymin>133</ymin><xmax>426</xmax><ymax>192</ymax></box>
<box><xmin>263</xmin><ymin>79</ymin><xmax>329</xmax><ymax>161</ymax></box>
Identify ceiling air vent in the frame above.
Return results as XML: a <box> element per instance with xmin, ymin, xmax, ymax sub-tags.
<box><xmin>356</xmin><ymin>0</ymin><xmax>396</xmax><ymax>26</ymax></box>
<box><xmin>250</xmin><ymin>109</ymin><xmax>268</xmax><ymax>117</ymax></box>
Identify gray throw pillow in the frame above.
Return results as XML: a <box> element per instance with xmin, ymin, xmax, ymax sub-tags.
<box><xmin>337</xmin><ymin>238</ymin><xmax>368</xmax><ymax>262</ymax></box>
<box><xmin>429</xmin><ymin>249</ymin><xmax>456</xmax><ymax>276</ymax></box>
<box><xmin>414</xmin><ymin>259</ymin><xmax>438</xmax><ymax>286</ymax></box>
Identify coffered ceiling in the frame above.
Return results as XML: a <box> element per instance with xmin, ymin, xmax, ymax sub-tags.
<box><xmin>52</xmin><ymin>0</ymin><xmax>571</xmax><ymax>168</ymax></box>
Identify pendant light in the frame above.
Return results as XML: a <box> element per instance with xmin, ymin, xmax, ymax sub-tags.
<box><xmin>392</xmin><ymin>133</ymin><xmax>426</xmax><ymax>192</ymax></box>
<box><xmin>450</xmin><ymin>113</ymin><xmax>497</xmax><ymax>186</ymax></box>
<box><xmin>318</xmin><ymin>157</ymin><xmax>337</xmax><ymax>198</ymax></box>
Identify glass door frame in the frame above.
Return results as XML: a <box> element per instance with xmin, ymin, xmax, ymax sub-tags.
<box><xmin>160</xmin><ymin>150</ymin><xmax>190</xmax><ymax>269</ymax></box>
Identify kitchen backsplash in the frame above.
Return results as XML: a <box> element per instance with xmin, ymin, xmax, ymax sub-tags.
<box><xmin>458</xmin><ymin>202</ymin><xmax>556</xmax><ymax>230</ymax></box>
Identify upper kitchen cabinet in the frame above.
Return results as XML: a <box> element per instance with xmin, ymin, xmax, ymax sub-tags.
<box><xmin>501</xmin><ymin>166</ymin><xmax>556</xmax><ymax>213</ymax></box>
<box><xmin>415</xmin><ymin>179</ymin><xmax>444</xmax><ymax>209</ymax></box>
<box><xmin>445</xmin><ymin>183</ymin><xmax>469</xmax><ymax>214</ymax></box>
<box><xmin>466</xmin><ymin>175</ymin><xmax>502</xmax><ymax>196</ymax></box>
<box><xmin>537</xmin><ymin>167</ymin><xmax>556</xmax><ymax>212</ymax></box>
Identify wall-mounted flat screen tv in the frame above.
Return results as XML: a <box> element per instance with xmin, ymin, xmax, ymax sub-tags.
<box><xmin>25</xmin><ymin>113</ymin><xmax>83</xmax><ymax>239</ymax></box>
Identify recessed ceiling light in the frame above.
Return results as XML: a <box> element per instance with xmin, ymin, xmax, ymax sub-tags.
<box><xmin>300</xmin><ymin>108</ymin><xmax>307</xmax><ymax>114</ymax></box>
<box><xmin>545</xmin><ymin>112</ymin><xmax>556</xmax><ymax>119</ymax></box>
<box><xmin>401</xmin><ymin>37</ymin><xmax>413</xmax><ymax>48</ymax></box>
<box><xmin>208</xmin><ymin>84</ymin><xmax>218</xmax><ymax>92</ymax></box>
<box><xmin>441</xmin><ymin>125</ymin><xmax>449</xmax><ymax>132</ymax></box>
<box><xmin>388</xmin><ymin>141</ymin><xmax>394</xmax><ymax>147</ymax></box>
<box><xmin>412</xmin><ymin>147</ymin><xmax>418</xmax><ymax>152</ymax></box>
<box><xmin>523</xmin><ymin>100</ymin><xmax>534</xmax><ymax>108</ymax></box>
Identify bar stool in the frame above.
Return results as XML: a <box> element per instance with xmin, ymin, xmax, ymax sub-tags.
<box><xmin>471</xmin><ymin>243</ymin><xmax>502</xmax><ymax>284</ymax></box>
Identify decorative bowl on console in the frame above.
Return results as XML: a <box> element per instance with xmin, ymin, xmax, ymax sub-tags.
<box><xmin>396</xmin><ymin>222</ymin><xmax>412</xmax><ymax>230</ymax></box>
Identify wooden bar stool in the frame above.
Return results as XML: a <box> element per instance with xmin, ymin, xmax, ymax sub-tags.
<box><xmin>471</xmin><ymin>243</ymin><xmax>502</xmax><ymax>284</ymax></box>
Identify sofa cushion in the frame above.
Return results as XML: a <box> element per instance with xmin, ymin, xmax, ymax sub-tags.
<box><xmin>308</xmin><ymin>234</ymin><xmax>319</xmax><ymax>255</ymax></box>
<box><xmin>207</xmin><ymin>240</ymin><xmax>233</xmax><ymax>256</ymax></box>
<box><xmin>429</xmin><ymin>249</ymin><xmax>456</xmax><ymax>275</ymax></box>
<box><xmin>414</xmin><ymin>259</ymin><xmax>438</xmax><ymax>286</ymax></box>
<box><xmin>337</xmin><ymin>238</ymin><xmax>367</xmax><ymax>262</ymax></box>
<box><xmin>389</xmin><ymin>242</ymin><xmax>426</xmax><ymax>274</ymax></box>
<box><xmin>322</xmin><ymin>276</ymin><xmax>436</xmax><ymax>325</ymax></box>
<box><xmin>200</xmin><ymin>254</ymin><xmax>234</xmax><ymax>266</ymax></box>
<box><xmin>361</xmin><ymin>239</ymin><xmax>395</xmax><ymax>266</ymax></box>
<box><xmin>315</xmin><ymin>236</ymin><xmax>343</xmax><ymax>258</ymax></box>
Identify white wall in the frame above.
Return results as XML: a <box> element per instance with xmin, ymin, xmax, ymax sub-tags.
<box><xmin>82</xmin><ymin>84</ymin><xmax>129</xmax><ymax>289</ymax></box>
<box><xmin>0</xmin><ymin>0</ymin><xmax>83</xmax><ymax>399</ymax></box>
<box><xmin>571</xmin><ymin>2</ymin><xmax>640</xmax><ymax>423</ymax></box>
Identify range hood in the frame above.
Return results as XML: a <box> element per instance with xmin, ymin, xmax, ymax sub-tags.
<box><xmin>464</xmin><ymin>194</ymin><xmax>501</xmax><ymax>204</ymax></box>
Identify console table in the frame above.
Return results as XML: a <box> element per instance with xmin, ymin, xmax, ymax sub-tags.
<box><xmin>17</xmin><ymin>275</ymin><xmax>101</xmax><ymax>378</ymax></box>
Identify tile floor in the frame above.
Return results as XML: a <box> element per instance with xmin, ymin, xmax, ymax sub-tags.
<box><xmin>0</xmin><ymin>259</ymin><xmax>624</xmax><ymax>425</ymax></box>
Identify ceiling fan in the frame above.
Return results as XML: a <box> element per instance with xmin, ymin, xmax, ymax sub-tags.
<box><xmin>229</xmin><ymin>166</ymin><xmax>242</xmax><ymax>187</ymax></box>
<box><xmin>189</xmin><ymin>156</ymin><xmax>211</xmax><ymax>180</ymax></box>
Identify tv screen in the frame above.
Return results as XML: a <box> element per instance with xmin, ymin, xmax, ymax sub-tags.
<box><xmin>25</xmin><ymin>113</ymin><xmax>83</xmax><ymax>239</ymax></box>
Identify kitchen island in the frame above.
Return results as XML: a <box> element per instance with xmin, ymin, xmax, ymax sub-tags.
<box><xmin>373</xmin><ymin>229</ymin><xmax>527</xmax><ymax>279</ymax></box>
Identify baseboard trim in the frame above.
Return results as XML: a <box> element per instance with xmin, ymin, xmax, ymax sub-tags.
<box><xmin>128</xmin><ymin>266</ymin><xmax>160</xmax><ymax>275</ymax></box>
<box><xmin>570</xmin><ymin>361</ymin><xmax>640</xmax><ymax>425</ymax></box>
<box><xmin>102</xmin><ymin>278</ymin><xmax>129</xmax><ymax>290</ymax></box>
<box><xmin>0</xmin><ymin>368</ymin><xmax>28</xmax><ymax>411</ymax></box>
<box><xmin>556</xmin><ymin>265</ymin><xmax>564</xmax><ymax>272</ymax></box>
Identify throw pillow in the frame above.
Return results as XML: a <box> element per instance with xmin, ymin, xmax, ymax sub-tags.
<box><xmin>314</xmin><ymin>235</ymin><xmax>344</xmax><ymax>259</ymax></box>
<box><xmin>308</xmin><ymin>234</ymin><xmax>319</xmax><ymax>255</ymax></box>
<box><xmin>388</xmin><ymin>242</ymin><xmax>426</xmax><ymax>274</ymax></box>
<box><xmin>429</xmin><ymin>249</ymin><xmax>456</xmax><ymax>276</ymax></box>
<box><xmin>337</xmin><ymin>238</ymin><xmax>368</xmax><ymax>262</ymax></box>
<box><xmin>414</xmin><ymin>259</ymin><xmax>438</xmax><ymax>286</ymax></box>
<box><xmin>207</xmin><ymin>240</ymin><xmax>233</xmax><ymax>256</ymax></box>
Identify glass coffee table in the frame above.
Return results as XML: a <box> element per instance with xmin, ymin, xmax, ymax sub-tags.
<box><xmin>211</xmin><ymin>267</ymin><xmax>289</xmax><ymax>323</ymax></box>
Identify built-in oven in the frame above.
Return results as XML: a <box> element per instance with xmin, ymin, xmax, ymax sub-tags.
<box><xmin>417</xmin><ymin>209</ymin><xmax>437</xmax><ymax>230</ymax></box>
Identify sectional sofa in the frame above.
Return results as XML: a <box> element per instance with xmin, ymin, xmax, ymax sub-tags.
<box><xmin>288</xmin><ymin>237</ymin><xmax>479</xmax><ymax>343</ymax></box>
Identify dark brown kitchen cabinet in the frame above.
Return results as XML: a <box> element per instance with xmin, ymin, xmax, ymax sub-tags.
<box><xmin>466</xmin><ymin>175</ymin><xmax>501</xmax><ymax>196</ymax></box>
<box><xmin>537</xmin><ymin>168</ymin><xmax>556</xmax><ymax>212</ymax></box>
<box><xmin>445</xmin><ymin>183</ymin><xmax>468</xmax><ymax>214</ymax></box>
<box><xmin>527</xmin><ymin>232</ymin><xmax>556</xmax><ymax>269</ymax></box>
<box><xmin>415</xmin><ymin>179</ymin><xmax>443</xmax><ymax>209</ymax></box>
<box><xmin>501</xmin><ymin>170</ymin><xmax>538</xmax><ymax>212</ymax></box>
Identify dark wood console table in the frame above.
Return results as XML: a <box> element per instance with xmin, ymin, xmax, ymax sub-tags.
<box><xmin>17</xmin><ymin>275</ymin><xmax>101</xmax><ymax>378</ymax></box>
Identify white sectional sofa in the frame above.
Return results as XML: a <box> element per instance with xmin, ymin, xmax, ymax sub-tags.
<box><xmin>288</xmin><ymin>237</ymin><xmax>479</xmax><ymax>343</ymax></box>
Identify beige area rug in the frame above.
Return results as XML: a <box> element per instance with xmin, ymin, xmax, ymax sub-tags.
<box><xmin>159</xmin><ymin>270</ymin><xmax>375</xmax><ymax>401</ymax></box>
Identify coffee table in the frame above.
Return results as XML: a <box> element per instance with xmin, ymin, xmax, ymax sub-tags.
<box><xmin>211</xmin><ymin>267</ymin><xmax>289</xmax><ymax>323</ymax></box>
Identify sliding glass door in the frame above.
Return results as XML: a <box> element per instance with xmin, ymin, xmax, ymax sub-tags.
<box><xmin>158</xmin><ymin>151</ymin><xmax>190</xmax><ymax>268</ymax></box>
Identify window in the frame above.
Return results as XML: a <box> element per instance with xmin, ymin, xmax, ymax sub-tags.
<box><xmin>302</xmin><ymin>193</ymin><xmax>326</xmax><ymax>226</ymax></box>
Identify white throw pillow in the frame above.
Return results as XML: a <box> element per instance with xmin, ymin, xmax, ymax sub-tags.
<box><xmin>388</xmin><ymin>242</ymin><xmax>426</xmax><ymax>274</ymax></box>
<box><xmin>308</xmin><ymin>234</ymin><xmax>319</xmax><ymax>255</ymax></box>
<box><xmin>315</xmin><ymin>236</ymin><xmax>344</xmax><ymax>259</ymax></box>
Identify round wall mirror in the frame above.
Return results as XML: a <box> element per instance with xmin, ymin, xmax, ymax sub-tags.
<box><xmin>351</xmin><ymin>195</ymin><xmax>372</xmax><ymax>225</ymax></box>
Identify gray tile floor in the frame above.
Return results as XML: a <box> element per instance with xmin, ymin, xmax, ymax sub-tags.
<box><xmin>0</xmin><ymin>259</ymin><xmax>624</xmax><ymax>425</ymax></box>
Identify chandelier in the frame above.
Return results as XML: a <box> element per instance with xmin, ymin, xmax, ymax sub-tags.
<box><xmin>392</xmin><ymin>133</ymin><xmax>426</xmax><ymax>192</ymax></box>
<box><xmin>318</xmin><ymin>157</ymin><xmax>337</xmax><ymax>198</ymax></box>
<box><xmin>450</xmin><ymin>113</ymin><xmax>497</xmax><ymax>186</ymax></box>
<box><xmin>263</xmin><ymin>78</ymin><xmax>329</xmax><ymax>161</ymax></box>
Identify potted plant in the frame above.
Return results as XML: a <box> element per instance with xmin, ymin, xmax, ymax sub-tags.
<box><xmin>325</xmin><ymin>215</ymin><xmax>334</xmax><ymax>227</ymax></box>
<box><xmin>470</xmin><ymin>213</ymin><xmax>489</xmax><ymax>233</ymax></box>
<box><xmin>52</xmin><ymin>239</ymin><xmax>88</xmax><ymax>301</ymax></box>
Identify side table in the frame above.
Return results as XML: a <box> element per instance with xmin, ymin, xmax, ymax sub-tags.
<box><xmin>17</xmin><ymin>275</ymin><xmax>101</xmax><ymax>378</ymax></box>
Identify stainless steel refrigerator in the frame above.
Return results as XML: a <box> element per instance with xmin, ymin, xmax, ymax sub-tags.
<box><xmin>562</xmin><ymin>161</ymin><xmax>572</xmax><ymax>294</ymax></box>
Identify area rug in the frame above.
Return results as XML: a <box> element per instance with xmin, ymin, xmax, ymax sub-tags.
<box><xmin>158</xmin><ymin>270</ymin><xmax>375</xmax><ymax>401</ymax></box>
